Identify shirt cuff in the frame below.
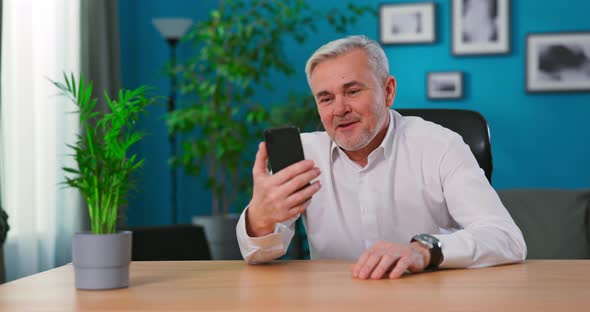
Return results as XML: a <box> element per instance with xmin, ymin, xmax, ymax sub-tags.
<box><xmin>236</xmin><ymin>207</ymin><xmax>294</xmax><ymax>263</ymax></box>
<box><xmin>434</xmin><ymin>231</ymin><xmax>476</xmax><ymax>269</ymax></box>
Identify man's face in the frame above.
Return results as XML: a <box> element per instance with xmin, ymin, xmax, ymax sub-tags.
<box><xmin>310</xmin><ymin>48</ymin><xmax>395</xmax><ymax>151</ymax></box>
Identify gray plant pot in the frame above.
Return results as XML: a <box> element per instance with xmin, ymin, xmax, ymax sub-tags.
<box><xmin>192</xmin><ymin>215</ymin><xmax>242</xmax><ymax>260</ymax></box>
<box><xmin>72</xmin><ymin>231</ymin><xmax>132</xmax><ymax>290</ymax></box>
<box><xmin>0</xmin><ymin>245</ymin><xmax>5</xmax><ymax>284</ymax></box>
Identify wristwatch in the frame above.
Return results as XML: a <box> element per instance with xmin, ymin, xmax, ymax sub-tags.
<box><xmin>411</xmin><ymin>233</ymin><xmax>444</xmax><ymax>270</ymax></box>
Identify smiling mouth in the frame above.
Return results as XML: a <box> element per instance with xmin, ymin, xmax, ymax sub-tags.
<box><xmin>337</xmin><ymin>121</ymin><xmax>358</xmax><ymax>129</ymax></box>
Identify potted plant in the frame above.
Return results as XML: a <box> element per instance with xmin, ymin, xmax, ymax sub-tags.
<box><xmin>52</xmin><ymin>74</ymin><xmax>156</xmax><ymax>290</ymax></box>
<box><xmin>167</xmin><ymin>0</ymin><xmax>373</xmax><ymax>259</ymax></box>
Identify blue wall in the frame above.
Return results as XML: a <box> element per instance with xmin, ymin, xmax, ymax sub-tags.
<box><xmin>119</xmin><ymin>0</ymin><xmax>590</xmax><ymax>226</ymax></box>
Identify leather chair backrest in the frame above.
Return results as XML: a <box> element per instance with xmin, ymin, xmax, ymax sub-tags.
<box><xmin>396</xmin><ymin>109</ymin><xmax>493</xmax><ymax>183</ymax></box>
<box><xmin>122</xmin><ymin>224</ymin><xmax>211</xmax><ymax>261</ymax></box>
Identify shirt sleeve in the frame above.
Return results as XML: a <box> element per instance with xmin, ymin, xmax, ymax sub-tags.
<box><xmin>235</xmin><ymin>206</ymin><xmax>297</xmax><ymax>264</ymax></box>
<box><xmin>433</xmin><ymin>134</ymin><xmax>527</xmax><ymax>269</ymax></box>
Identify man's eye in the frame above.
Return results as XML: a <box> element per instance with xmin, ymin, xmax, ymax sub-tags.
<box><xmin>346</xmin><ymin>89</ymin><xmax>361</xmax><ymax>96</ymax></box>
<box><xmin>320</xmin><ymin>97</ymin><xmax>332</xmax><ymax>103</ymax></box>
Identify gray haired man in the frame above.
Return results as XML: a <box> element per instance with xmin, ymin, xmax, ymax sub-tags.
<box><xmin>236</xmin><ymin>35</ymin><xmax>526</xmax><ymax>279</ymax></box>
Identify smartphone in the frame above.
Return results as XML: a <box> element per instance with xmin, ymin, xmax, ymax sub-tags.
<box><xmin>264</xmin><ymin>126</ymin><xmax>305</xmax><ymax>173</ymax></box>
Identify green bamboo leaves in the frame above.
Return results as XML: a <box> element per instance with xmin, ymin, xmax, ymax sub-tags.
<box><xmin>52</xmin><ymin>73</ymin><xmax>156</xmax><ymax>234</ymax></box>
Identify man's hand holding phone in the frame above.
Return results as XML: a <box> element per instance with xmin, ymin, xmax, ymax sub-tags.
<box><xmin>246</xmin><ymin>142</ymin><xmax>322</xmax><ymax>237</ymax></box>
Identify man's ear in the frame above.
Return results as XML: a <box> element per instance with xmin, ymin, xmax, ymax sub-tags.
<box><xmin>384</xmin><ymin>76</ymin><xmax>396</xmax><ymax>108</ymax></box>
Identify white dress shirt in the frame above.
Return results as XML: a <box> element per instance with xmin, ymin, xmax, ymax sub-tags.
<box><xmin>236</xmin><ymin>110</ymin><xmax>526</xmax><ymax>268</ymax></box>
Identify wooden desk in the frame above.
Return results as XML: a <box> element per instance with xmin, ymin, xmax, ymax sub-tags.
<box><xmin>1</xmin><ymin>260</ymin><xmax>589</xmax><ymax>311</ymax></box>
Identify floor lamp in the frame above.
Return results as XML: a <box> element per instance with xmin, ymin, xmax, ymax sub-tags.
<box><xmin>152</xmin><ymin>18</ymin><xmax>193</xmax><ymax>224</ymax></box>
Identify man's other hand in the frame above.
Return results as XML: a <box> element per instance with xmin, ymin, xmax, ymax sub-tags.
<box><xmin>351</xmin><ymin>241</ymin><xmax>430</xmax><ymax>279</ymax></box>
<box><xmin>246</xmin><ymin>142</ymin><xmax>321</xmax><ymax>237</ymax></box>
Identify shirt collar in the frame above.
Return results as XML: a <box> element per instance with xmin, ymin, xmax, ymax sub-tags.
<box><xmin>330</xmin><ymin>109</ymin><xmax>396</xmax><ymax>164</ymax></box>
<box><xmin>381</xmin><ymin>109</ymin><xmax>396</xmax><ymax>160</ymax></box>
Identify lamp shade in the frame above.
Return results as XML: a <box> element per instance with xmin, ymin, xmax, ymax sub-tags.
<box><xmin>152</xmin><ymin>18</ymin><xmax>193</xmax><ymax>40</ymax></box>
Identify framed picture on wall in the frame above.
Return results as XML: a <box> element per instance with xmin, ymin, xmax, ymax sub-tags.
<box><xmin>379</xmin><ymin>2</ymin><xmax>435</xmax><ymax>45</ymax></box>
<box><xmin>427</xmin><ymin>72</ymin><xmax>464</xmax><ymax>99</ymax></box>
<box><xmin>452</xmin><ymin>0</ymin><xmax>510</xmax><ymax>55</ymax></box>
<box><xmin>526</xmin><ymin>32</ymin><xmax>590</xmax><ymax>93</ymax></box>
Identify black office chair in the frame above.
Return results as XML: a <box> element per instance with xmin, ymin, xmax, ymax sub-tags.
<box><xmin>396</xmin><ymin>108</ymin><xmax>493</xmax><ymax>183</ymax></box>
<box><xmin>122</xmin><ymin>224</ymin><xmax>212</xmax><ymax>261</ymax></box>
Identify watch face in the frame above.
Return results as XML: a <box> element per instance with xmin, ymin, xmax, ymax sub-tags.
<box><xmin>417</xmin><ymin>234</ymin><xmax>442</xmax><ymax>249</ymax></box>
<box><xmin>418</xmin><ymin>234</ymin><xmax>437</xmax><ymax>244</ymax></box>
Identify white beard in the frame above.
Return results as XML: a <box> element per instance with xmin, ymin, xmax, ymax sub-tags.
<box><xmin>334</xmin><ymin>109</ymin><xmax>388</xmax><ymax>151</ymax></box>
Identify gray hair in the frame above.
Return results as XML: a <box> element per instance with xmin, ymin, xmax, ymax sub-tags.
<box><xmin>305</xmin><ymin>35</ymin><xmax>390</xmax><ymax>87</ymax></box>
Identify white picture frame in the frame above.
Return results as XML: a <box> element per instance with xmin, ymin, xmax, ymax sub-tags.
<box><xmin>379</xmin><ymin>2</ymin><xmax>435</xmax><ymax>45</ymax></box>
<box><xmin>526</xmin><ymin>32</ymin><xmax>590</xmax><ymax>93</ymax></box>
<box><xmin>427</xmin><ymin>72</ymin><xmax>464</xmax><ymax>99</ymax></box>
<box><xmin>452</xmin><ymin>0</ymin><xmax>510</xmax><ymax>55</ymax></box>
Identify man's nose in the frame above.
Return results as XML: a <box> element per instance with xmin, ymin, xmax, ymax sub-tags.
<box><xmin>333</xmin><ymin>95</ymin><xmax>350</xmax><ymax>116</ymax></box>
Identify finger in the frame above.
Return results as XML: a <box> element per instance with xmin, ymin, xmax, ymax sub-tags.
<box><xmin>270</xmin><ymin>159</ymin><xmax>315</xmax><ymax>185</ymax></box>
<box><xmin>352</xmin><ymin>251</ymin><xmax>371</xmax><ymax>278</ymax></box>
<box><xmin>280</xmin><ymin>166</ymin><xmax>321</xmax><ymax>197</ymax></box>
<box><xmin>252</xmin><ymin>142</ymin><xmax>270</xmax><ymax>177</ymax></box>
<box><xmin>370</xmin><ymin>254</ymin><xmax>398</xmax><ymax>280</ymax></box>
<box><xmin>285</xmin><ymin>198</ymin><xmax>312</xmax><ymax>220</ymax></box>
<box><xmin>389</xmin><ymin>257</ymin><xmax>412</xmax><ymax>279</ymax></box>
<box><xmin>284</xmin><ymin>181</ymin><xmax>321</xmax><ymax>208</ymax></box>
<box><xmin>358</xmin><ymin>253</ymin><xmax>382</xmax><ymax>279</ymax></box>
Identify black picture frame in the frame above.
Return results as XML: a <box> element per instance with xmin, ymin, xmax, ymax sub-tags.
<box><xmin>526</xmin><ymin>31</ymin><xmax>590</xmax><ymax>93</ymax></box>
<box><xmin>379</xmin><ymin>2</ymin><xmax>436</xmax><ymax>45</ymax></box>
<box><xmin>427</xmin><ymin>72</ymin><xmax>464</xmax><ymax>100</ymax></box>
<box><xmin>452</xmin><ymin>0</ymin><xmax>510</xmax><ymax>55</ymax></box>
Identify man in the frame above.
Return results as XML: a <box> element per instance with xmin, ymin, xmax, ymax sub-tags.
<box><xmin>236</xmin><ymin>35</ymin><xmax>526</xmax><ymax>279</ymax></box>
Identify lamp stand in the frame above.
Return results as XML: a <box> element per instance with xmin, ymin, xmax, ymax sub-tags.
<box><xmin>168</xmin><ymin>38</ymin><xmax>179</xmax><ymax>224</ymax></box>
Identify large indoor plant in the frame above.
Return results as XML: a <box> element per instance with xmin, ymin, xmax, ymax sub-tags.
<box><xmin>167</xmin><ymin>0</ymin><xmax>372</xmax><ymax>259</ymax></box>
<box><xmin>53</xmin><ymin>73</ymin><xmax>156</xmax><ymax>289</ymax></box>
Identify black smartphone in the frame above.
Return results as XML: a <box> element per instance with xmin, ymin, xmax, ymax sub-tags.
<box><xmin>264</xmin><ymin>126</ymin><xmax>305</xmax><ymax>173</ymax></box>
